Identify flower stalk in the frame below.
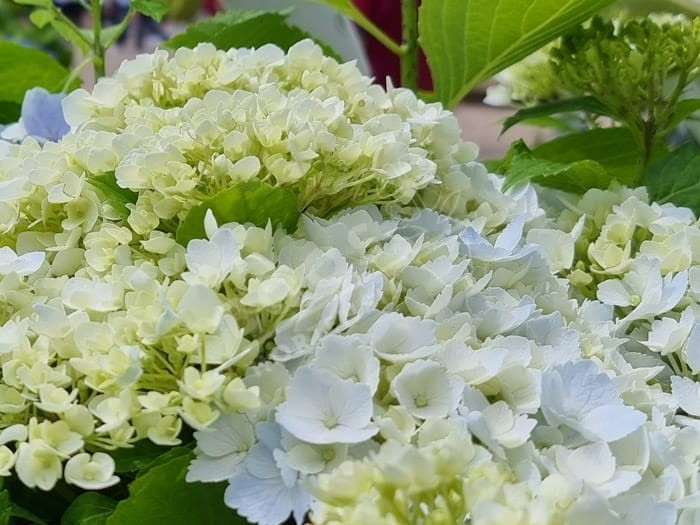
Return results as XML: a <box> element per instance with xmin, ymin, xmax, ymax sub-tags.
<box><xmin>91</xmin><ymin>0</ymin><xmax>105</xmax><ymax>79</ymax></box>
<box><xmin>400</xmin><ymin>0</ymin><xmax>419</xmax><ymax>91</ymax></box>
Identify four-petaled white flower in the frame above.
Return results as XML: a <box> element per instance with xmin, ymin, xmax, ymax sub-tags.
<box><xmin>183</xmin><ymin>225</ymin><xmax>241</xmax><ymax>288</ymax></box>
<box><xmin>541</xmin><ymin>360</ymin><xmax>645</xmax><ymax>442</ymax></box>
<box><xmin>548</xmin><ymin>441</ymin><xmax>641</xmax><ymax>498</ymax></box>
<box><xmin>188</xmin><ymin>413</ymin><xmax>256</xmax><ymax>482</ymax></box>
<box><xmin>311</xmin><ymin>334</ymin><xmax>381</xmax><ymax>394</ymax></box>
<box><xmin>368</xmin><ymin>313</ymin><xmax>437</xmax><ymax>363</ymax></box>
<box><xmin>390</xmin><ymin>360</ymin><xmax>463</xmax><ymax>419</ymax></box>
<box><xmin>597</xmin><ymin>257</ymin><xmax>688</xmax><ymax>329</ymax></box>
<box><xmin>461</xmin><ymin>386</ymin><xmax>536</xmax><ymax>458</ymax></box>
<box><xmin>64</xmin><ymin>452</ymin><xmax>119</xmax><ymax>490</ymax></box>
<box><xmin>225</xmin><ymin>422</ymin><xmax>311</xmax><ymax>525</ymax></box>
<box><xmin>276</xmin><ymin>367</ymin><xmax>377</xmax><ymax>444</ymax></box>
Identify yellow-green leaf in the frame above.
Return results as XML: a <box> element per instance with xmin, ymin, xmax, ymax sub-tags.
<box><xmin>647</xmin><ymin>142</ymin><xmax>700</xmax><ymax>215</ymax></box>
<box><xmin>106</xmin><ymin>448</ymin><xmax>245</xmax><ymax>525</ymax></box>
<box><xmin>61</xmin><ymin>493</ymin><xmax>116</xmax><ymax>525</ymax></box>
<box><xmin>163</xmin><ymin>9</ymin><xmax>340</xmax><ymax>60</ymax></box>
<box><xmin>420</xmin><ymin>0</ymin><xmax>617</xmax><ymax>107</ymax></box>
<box><xmin>131</xmin><ymin>0</ymin><xmax>169</xmax><ymax>21</ymax></box>
<box><xmin>0</xmin><ymin>41</ymin><xmax>72</xmax><ymax>103</ymax></box>
<box><xmin>176</xmin><ymin>181</ymin><xmax>300</xmax><ymax>246</ymax></box>
<box><xmin>501</xmin><ymin>139</ymin><xmax>611</xmax><ymax>193</ymax></box>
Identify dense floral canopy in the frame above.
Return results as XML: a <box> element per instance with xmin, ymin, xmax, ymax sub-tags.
<box><xmin>0</xmin><ymin>40</ymin><xmax>699</xmax><ymax>524</ymax></box>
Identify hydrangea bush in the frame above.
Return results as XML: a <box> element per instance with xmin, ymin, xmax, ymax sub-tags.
<box><xmin>3</xmin><ymin>36</ymin><xmax>700</xmax><ymax>525</ymax></box>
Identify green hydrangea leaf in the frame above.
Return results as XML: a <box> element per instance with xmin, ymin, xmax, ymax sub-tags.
<box><xmin>12</xmin><ymin>0</ymin><xmax>52</xmax><ymax>7</ymax></box>
<box><xmin>106</xmin><ymin>448</ymin><xmax>245</xmax><ymax>525</ymax></box>
<box><xmin>176</xmin><ymin>181</ymin><xmax>300</xmax><ymax>246</ymax></box>
<box><xmin>51</xmin><ymin>20</ymin><xmax>93</xmax><ymax>55</ymax></box>
<box><xmin>131</xmin><ymin>0</ymin><xmax>169</xmax><ymax>21</ymax></box>
<box><xmin>647</xmin><ymin>142</ymin><xmax>700</xmax><ymax>215</ymax></box>
<box><xmin>531</xmin><ymin>127</ymin><xmax>656</xmax><ymax>186</ymax></box>
<box><xmin>0</xmin><ymin>485</ymin><xmax>48</xmax><ymax>525</ymax></box>
<box><xmin>0</xmin><ymin>41</ymin><xmax>73</xmax><ymax>103</ymax></box>
<box><xmin>107</xmin><ymin>440</ymin><xmax>174</xmax><ymax>474</ymax></box>
<box><xmin>501</xmin><ymin>96</ymin><xmax>615</xmax><ymax>134</ymax></box>
<box><xmin>666</xmin><ymin>98</ymin><xmax>700</xmax><ymax>132</ymax></box>
<box><xmin>163</xmin><ymin>9</ymin><xmax>340</xmax><ymax>60</ymax></box>
<box><xmin>61</xmin><ymin>493</ymin><xmax>117</xmax><ymax>525</ymax></box>
<box><xmin>528</xmin><ymin>127</ymin><xmax>669</xmax><ymax>188</ymax></box>
<box><xmin>0</xmin><ymin>101</ymin><xmax>21</xmax><ymax>125</ymax></box>
<box><xmin>501</xmin><ymin>127</ymin><xmax>669</xmax><ymax>193</ymax></box>
<box><xmin>88</xmin><ymin>173</ymin><xmax>139</xmax><ymax>218</ymax></box>
<box><xmin>420</xmin><ymin>0</ymin><xmax>618</xmax><ymax>107</ymax></box>
<box><xmin>28</xmin><ymin>8</ymin><xmax>55</xmax><ymax>28</ymax></box>
<box><xmin>501</xmin><ymin>139</ymin><xmax>611</xmax><ymax>193</ymax></box>
<box><xmin>0</xmin><ymin>490</ymin><xmax>10</xmax><ymax>525</ymax></box>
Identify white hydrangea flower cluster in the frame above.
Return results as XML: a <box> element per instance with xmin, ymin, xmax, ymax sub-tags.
<box><xmin>0</xmin><ymin>40</ymin><xmax>473</xmax><ymax>494</ymax></box>
<box><xmin>2</xmin><ymin>39</ymin><xmax>700</xmax><ymax>525</ymax></box>
<box><xmin>553</xmin><ymin>183</ymin><xmax>700</xmax><ymax>401</ymax></box>
<box><xmin>188</xmin><ymin>185</ymin><xmax>691</xmax><ymax>524</ymax></box>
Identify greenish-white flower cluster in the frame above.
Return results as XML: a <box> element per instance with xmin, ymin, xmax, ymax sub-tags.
<box><xmin>61</xmin><ymin>40</ymin><xmax>474</xmax><ymax>225</ymax></box>
<box><xmin>0</xmin><ymin>39</ymin><xmax>473</xmax><ymax>493</ymax></box>
<box><xmin>1</xmin><ymin>40</ymin><xmax>700</xmax><ymax>525</ymax></box>
<box><xmin>483</xmin><ymin>44</ymin><xmax>564</xmax><ymax>107</ymax></box>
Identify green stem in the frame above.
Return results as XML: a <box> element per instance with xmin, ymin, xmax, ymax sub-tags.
<box><xmin>349</xmin><ymin>8</ymin><xmax>402</xmax><ymax>56</ymax></box>
<box><xmin>103</xmin><ymin>8</ymin><xmax>137</xmax><ymax>49</ymax></box>
<box><xmin>91</xmin><ymin>0</ymin><xmax>105</xmax><ymax>79</ymax></box>
<box><xmin>659</xmin><ymin>68</ymin><xmax>690</xmax><ymax>136</ymax></box>
<box><xmin>51</xmin><ymin>4</ymin><xmax>93</xmax><ymax>51</ymax></box>
<box><xmin>61</xmin><ymin>55</ymin><xmax>94</xmax><ymax>92</ymax></box>
<box><xmin>399</xmin><ymin>0</ymin><xmax>419</xmax><ymax>90</ymax></box>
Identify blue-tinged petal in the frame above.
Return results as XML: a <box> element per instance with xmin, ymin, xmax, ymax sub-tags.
<box><xmin>21</xmin><ymin>87</ymin><xmax>70</xmax><ymax>143</ymax></box>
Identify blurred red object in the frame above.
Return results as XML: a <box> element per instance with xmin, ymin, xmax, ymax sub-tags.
<box><xmin>203</xmin><ymin>0</ymin><xmax>222</xmax><ymax>14</ymax></box>
<box><xmin>352</xmin><ymin>0</ymin><xmax>432</xmax><ymax>90</ymax></box>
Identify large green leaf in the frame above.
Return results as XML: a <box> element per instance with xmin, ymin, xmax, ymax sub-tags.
<box><xmin>0</xmin><ymin>490</ymin><xmax>10</xmax><ymax>525</ymax></box>
<box><xmin>647</xmin><ymin>142</ymin><xmax>700</xmax><ymax>215</ymax></box>
<box><xmin>0</xmin><ymin>480</ymin><xmax>47</xmax><ymax>525</ymax></box>
<box><xmin>106</xmin><ymin>448</ymin><xmax>244</xmax><ymax>525</ymax></box>
<box><xmin>0</xmin><ymin>41</ymin><xmax>72</xmax><ymax>103</ymax></box>
<box><xmin>176</xmin><ymin>181</ymin><xmax>300</xmax><ymax>246</ymax></box>
<box><xmin>106</xmin><ymin>441</ymin><xmax>174</xmax><ymax>474</ymax></box>
<box><xmin>163</xmin><ymin>9</ymin><xmax>340</xmax><ymax>59</ymax></box>
<box><xmin>27</xmin><ymin>8</ymin><xmax>92</xmax><ymax>55</ymax></box>
<box><xmin>666</xmin><ymin>98</ymin><xmax>700</xmax><ymax>132</ymax></box>
<box><xmin>532</xmin><ymin>127</ymin><xmax>658</xmax><ymax>185</ymax></box>
<box><xmin>0</xmin><ymin>102</ymin><xmax>21</xmax><ymax>125</ymax></box>
<box><xmin>12</xmin><ymin>0</ymin><xmax>52</xmax><ymax>6</ymax></box>
<box><xmin>61</xmin><ymin>493</ymin><xmax>117</xmax><ymax>525</ymax></box>
<box><xmin>131</xmin><ymin>0</ymin><xmax>169</xmax><ymax>21</ymax></box>
<box><xmin>419</xmin><ymin>0</ymin><xmax>618</xmax><ymax>107</ymax></box>
<box><xmin>501</xmin><ymin>139</ymin><xmax>611</xmax><ymax>193</ymax></box>
<box><xmin>501</xmin><ymin>96</ymin><xmax>614</xmax><ymax>133</ymax></box>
